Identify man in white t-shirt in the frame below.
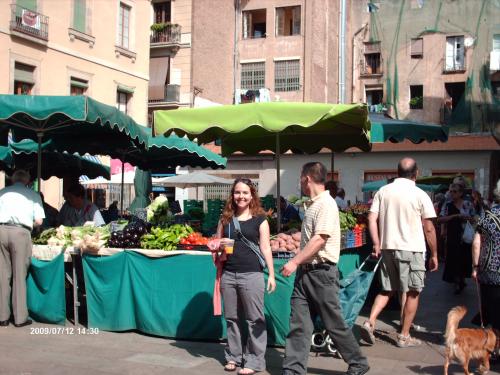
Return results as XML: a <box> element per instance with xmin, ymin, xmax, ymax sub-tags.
<box><xmin>360</xmin><ymin>158</ymin><xmax>438</xmax><ymax>348</ymax></box>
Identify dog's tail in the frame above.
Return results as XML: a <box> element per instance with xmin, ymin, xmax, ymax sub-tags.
<box><xmin>445</xmin><ymin>305</ymin><xmax>467</xmax><ymax>346</ymax></box>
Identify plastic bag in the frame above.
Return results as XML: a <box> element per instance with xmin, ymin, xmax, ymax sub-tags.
<box><xmin>462</xmin><ymin>221</ymin><xmax>474</xmax><ymax>244</ymax></box>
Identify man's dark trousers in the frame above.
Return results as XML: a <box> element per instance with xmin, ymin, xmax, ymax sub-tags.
<box><xmin>282</xmin><ymin>265</ymin><xmax>368</xmax><ymax>374</ymax></box>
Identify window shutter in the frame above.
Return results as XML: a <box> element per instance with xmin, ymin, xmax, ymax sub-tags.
<box><xmin>455</xmin><ymin>36</ymin><xmax>464</xmax><ymax>69</ymax></box>
<box><xmin>73</xmin><ymin>0</ymin><xmax>86</xmax><ymax>33</ymax></box>
<box><xmin>275</xmin><ymin>8</ymin><xmax>284</xmax><ymax>36</ymax></box>
<box><xmin>243</xmin><ymin>12</ymin><xmax>249</xmax><ymax>39</ymax></box>
<box><xmin>14</xmin><ymin>62</ymin><xmax>35</xmax><ymax>84</ymax></box>
<box><xmin>292</xmin><ymin>6</ymin><xmax>301</xmax><ymax>35</ymax></box>
<box><xmin>445</xmin><ymin>37</ymin><xmax>454</xmax><ymax>70</ymax></box>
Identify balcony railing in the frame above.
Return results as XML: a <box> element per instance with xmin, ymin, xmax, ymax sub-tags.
<box><xmin>150</xmin><ymin>24</ymin><xmax>181</xmax><ymax>45</ymax></box>
<box><xmin>443</xmin><ymin>59</ymin><xmax>466</xmax><ymax>73</ymax></box>
<box><xmin>149</xmin><ymin>84</ymin><xmax>180</xmax><ymax>104</ymax></box>
<box><xmin>10</xmin><ymin>4</ymin><xmax>48</xmax><ymax>41</ymax></box>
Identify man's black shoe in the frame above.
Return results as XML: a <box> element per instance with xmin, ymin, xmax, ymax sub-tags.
<box><xmin>0</xmin><ymin>320</ymin><xmax>9</xmax><ymax>327</ymax></box>
<box><xmin>14</xmin><ymin>319</ymin><xmax>32</xmax><ymax>328</ymax></box>
<box><xmin>346</xmin><ymin>365</ymin><xmax>370</xmax><ymax>375</ymax></box>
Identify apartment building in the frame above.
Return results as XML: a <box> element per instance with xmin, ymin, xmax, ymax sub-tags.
<box><xmin>349</xmin><ymin>0</ymin><xmax>499</xmax><ymax>133</ymax></box>
<box><xmin>0</xmin><ymin>0</ymin><xmax>151</xmax><ymax>206</ymax></box>
<box><xmin>192</xmin><ymin>0</ymin><xmax>343</xmax><ymax>105</ymax></box>
<box><xmin>148</xmin><ymin>0</ymin><xmax>192</xmax><ymax>124</ymax></box>
<box><xmin>187</xmin><ymin>0</ymin><xmax>499</xmax><ymax>203</ymax></box>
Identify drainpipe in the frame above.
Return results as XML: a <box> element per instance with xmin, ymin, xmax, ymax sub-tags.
<box><xmin>351</xmin><ymin>23</ymin><xmax>368</xmax><ymax>102</ymax></box>
<box><xmin>233</xmin><ymin>0</ymin><xmax>240</xmax><ymax>103</ymax></box>
<box><xmin>338</xmin><ymin>0</ymin><xmax>346</xmax><ymax>103</ymax></box>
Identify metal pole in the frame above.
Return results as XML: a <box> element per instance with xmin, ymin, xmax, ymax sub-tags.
<box><xmin>36</xmin><ymin>132</ymin><xmax>43</xmax><ymax>192</ymax></box>
<box><xmin>71</xmin><ymin>253</ymin><xmax>80</xmax><ymax>326</ymax></box>
<box><xmin>120</xmin><ymin>160</ymin><xmax>125</xmax><ymax>215</ymax></box>
<box><xmin>331</xmin><ymin>152</ymin><xmax>335</xmax><ymax>180</ymax></box>
<box><xmin>276</xmin><ymin>133</ymin><xmax>281</xmax><ymax>233</ymax></box>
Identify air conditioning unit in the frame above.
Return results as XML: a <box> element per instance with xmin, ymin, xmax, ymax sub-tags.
<box><xmin>490</xmin><ymin>51</ymin><xmax>500</xmax><ymax>71</ymax></box>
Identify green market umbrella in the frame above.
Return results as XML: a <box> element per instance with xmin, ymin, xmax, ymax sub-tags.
<box><xmin>120</xmin><ymin>128</ymin><xmax>227</xmax><ymax>214</ymax></box>
<box><xmin>154</xmin><ymin>102</ymin><xmax>371</xmax><ymax>231</ymax></box>
<box><xmin>0</xmin><ymin>139</ymin><xmax>110</xmax><ymax>180</ymax></box>
<box><xmin>369</xmin><ymin>113</ymin><xmax>449</xmax><ymax>143</ymax></box>
<box><xmin>0</xmin><ymin>95</ymin><xmax>147</xmax><ymax>189</ymax></box>
<box><xmin>130</xmin><ymin>127</ymin><xmax>227</xmax><ymax>171</ymax></box>
<box><xmin>128</xmin><ymin>168</ymin><xmax>152</xmax><ymax>213</ymax></box>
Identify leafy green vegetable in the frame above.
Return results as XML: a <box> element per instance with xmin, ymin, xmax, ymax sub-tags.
<box><xmin>140</xmin><ymin>224</ymin><xmax>194</xmax><ymax>251</ymax></box>
<box><xmin>339</xmin><ymin>211</ymin><xmax>357</xmax><ymax>231</ymax></box>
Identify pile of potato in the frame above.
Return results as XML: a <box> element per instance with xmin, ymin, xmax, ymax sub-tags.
<box><xmin>270</xmin><ymin>230</ymin><xmax>301</xmax><ymax>253</ymax></box>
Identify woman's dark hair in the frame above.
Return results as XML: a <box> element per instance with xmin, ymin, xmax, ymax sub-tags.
<box><xmin>66</xmin><ymin>184</ymin><xmax>86</xmax><ymax>198</ymax></box>
<box><xmin>301</xmin><ymin>162</ymin><xmax>327</xmax><ymax>184</ymax></box>
<box><xmin>220</xmin><ymin>178</ymin><xmax>265</xmax><ymax>225</ymax></box>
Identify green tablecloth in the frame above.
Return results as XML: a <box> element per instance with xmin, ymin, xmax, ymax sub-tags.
<box><xmin>82</xmin><ymin>246</ymin><xmax>370</xmax><ymax>345</ymax></box>
<box><xmin>83</xmin><ymin>252</ymin><xmax>294</xmax><ymax>345</ymax></box>
<box><xmin>27</xmin><ymin>252</ymin><xmax>66</xmax><ymax>325</ymax></box>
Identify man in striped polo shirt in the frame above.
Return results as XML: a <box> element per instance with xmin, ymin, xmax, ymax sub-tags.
<box><xmin>281</xmin><ymin>162</ymin><xmax>369</xmax><ymax>375</ymax></box>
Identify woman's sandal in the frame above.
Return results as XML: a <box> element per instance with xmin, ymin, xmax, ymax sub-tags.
<box><xmin>224</xmin><ymin>362</ymin><xmax>237</xmax><ymax>372</ymax></box>
<box><xmin>238</xmin><ymin>368</ymin><xmax>256</xmax><ymax>375</ymax></box>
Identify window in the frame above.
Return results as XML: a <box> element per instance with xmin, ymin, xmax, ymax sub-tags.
<box><xmin>116</xmin><ymin>90</ymin><xmax>130</xmax><ymax>114</ymax></box>
<box><xmin>242</xmin><ymin>9</ymin><xmax>266</xmax><ymax>39</ymax></box>
<box><xmin>410</xmin><ymin>0</ymin><xmax>424</xmax><ymax>9</ymax></box>
<box><xmin>73</xmin><ymin>0</ymin><xmax>87</xmax><ymax>33</ymax></box>
<box><xmin>275</xmin><ymin>6</ymin><xmax>300</xmax><ymax>36</ymax></box>
<box><xmin>367</xmin><ymin>2</ymin><xmax>379</xmax><ymax>12</ymax></box>
<box><xmin>240</xmin><ymin>62</ymin><xmax>265</xmax><ymax>90</ymax></box>
<box><xmin>153</xmin><ymin>1</ymin><xmax>171</xmax><ymax>23</ymax></box>
<box><xmin>411</xmin><ymin>38</ymin><xmax>423</xmax><ymax>58</ymax></box>
<box><xmin>445</xmin><ymin>36</ymin><xmax>465</xmax><ymax>72</ymax></box>
<box><xmin>118</xmin><ymin>2</ymin><xmax>130</xmax><ymax>49</ymax></box>
<box><xmin>409</xmin><ymin>85</ymin><xmax>423</xmax><ymax>109</ymax></box>
<box><xmin>362</xmin><ymin>52</ymin><xmax>382</xmax><ymax>75</ymax></box>
<box><xmin>365</xmin><ymin>86</ymin><xmax>384</xmax><ymax>112</ymax></box>
<box><xmin>70</xmin><ymin>77</ymin><xmax>88</xmax><ymax>95</ymax></box>
<box><xmin>275</xmin><ymin>60</ymin><xmax>300</xmax><ymax>92</ymax></box>
<box><xmin>494</xmin><ymin>34</ymin><xmax>500</xmax><ymax>51</ymax></box>
<box><xmin>13</xmin><ymin>62</ymin><xmax>35</xmax><ymax>95</ymax></box>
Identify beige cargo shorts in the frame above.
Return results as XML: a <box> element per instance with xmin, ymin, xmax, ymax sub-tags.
<box><xmin>379</xmin><ymin>250</ymin><xmax>426</xmax><ymax>292</ymax></box>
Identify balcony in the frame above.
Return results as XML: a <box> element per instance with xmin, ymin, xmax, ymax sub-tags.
<box><xmin>150</xmin><ymin>23</ymin><xmax>181</xmax><ymax>50</ymax></box>
<box><xmin>443</xmin><ymin>59</ymin><xmax>466</xmax><ymax>74</ymax></box>
<box><xmin>10</xmin><ymin>4</ymin><xmax>48</xmax><ymax>42</ymax></box>
<box><xmin>148</xmin><ymin>84</ymin><xmax>180</xmax><ymax>106</ymax></box>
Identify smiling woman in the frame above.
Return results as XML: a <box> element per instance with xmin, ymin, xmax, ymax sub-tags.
<box><xmin>211</xmin><ymin>177</ymin><xmax>276</xmax><ymax>375</ymax></box>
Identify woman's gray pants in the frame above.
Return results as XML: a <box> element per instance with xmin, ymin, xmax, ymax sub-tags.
<box><xmin>221</xmin><ymin>271</ymin><xmax>266</xmax><ymax>371</ymax></box>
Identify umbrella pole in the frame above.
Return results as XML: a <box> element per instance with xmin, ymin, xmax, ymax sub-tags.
<box><xmin>276</xmin><ymin>133</ymin><xmax>281</xmax><ymax>233</ymax></box>
<box><xmin>36</xmin><ymin>132</ymin><xmax>43</xmax><ymax>192</ymax></box>
<box><xmin>330</xmin><ymin>152</ymin><xmax>335</xmax><ymax>181</ymax></box>
<box><xmin>120</xmin><ymin>161</ymin><xmax>125</xmax><ymax>215</ymax></box>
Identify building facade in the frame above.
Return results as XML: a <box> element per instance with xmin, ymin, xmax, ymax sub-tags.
<box><xmin>0</xmin><ymin>0</ymin><xmax>151</xmax><ymax>207</ymax></box>
<box><xmin>148</xmin><ymin>0</ymin><xmax>192</xmax><ymax>124</ymax></box>
<box><xmin>187</xmin><ymin>0</ymin><xmax>499</xmax><ymax>203</ymax></box>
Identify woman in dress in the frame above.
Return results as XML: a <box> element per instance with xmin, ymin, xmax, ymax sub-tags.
<box><xmin>439</xmin><ymin>183</ymin><xmax>475</xmax><ymax>294</ymax></box>
<box><xmin>216</xmin><ymin>178</ymin><xmax>276</xmax><ymax>374</ymax></box>
<box><xmin>472</xmin><ymin>180</ymin><xmax>500</xmax><ymax>343</ymax></box>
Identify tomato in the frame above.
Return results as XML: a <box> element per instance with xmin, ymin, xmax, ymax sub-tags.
<box><xmin>184</xmin><ymin>245</ymin><xmax>193</xmax><ymax>250</ymax></box>
<box><xmin>179</xmin><ymin>238</ymin><xmax>187</xmax><ymax>245</ymax></box>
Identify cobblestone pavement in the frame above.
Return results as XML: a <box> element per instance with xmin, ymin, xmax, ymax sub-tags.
<box><xmin>0</xmin><ymin>267</ymin><xmax>498</xmax><ymax>375</ymax></box>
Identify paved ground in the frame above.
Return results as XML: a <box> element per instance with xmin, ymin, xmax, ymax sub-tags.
<box><xmin>1</xmin><ymin>267</ymin><xmax>499</xmax><ymax>375</ymax></box>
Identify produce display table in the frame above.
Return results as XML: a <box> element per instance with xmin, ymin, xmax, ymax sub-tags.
<box><xmin>28</xmin><ymin>243</ymin><xmax>371</xmax><ymax>344</ymax></box>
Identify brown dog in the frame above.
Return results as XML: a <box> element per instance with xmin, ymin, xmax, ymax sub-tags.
<box><xmin>444</xmin><ymin>306</ymin><xmax>497</xmax><ymax>375</ymax></box>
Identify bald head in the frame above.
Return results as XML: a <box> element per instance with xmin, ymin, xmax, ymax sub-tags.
<box><xmin>398</xmin><ymin>158</ymin><xmax>417</xmax><ymax>180</ymax></box>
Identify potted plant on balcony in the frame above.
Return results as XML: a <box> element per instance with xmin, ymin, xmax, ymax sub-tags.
<box><xmin>409</xmin><ymin>96</ymin><xmax>423</xmax><ymax>110</ymax></box>
<box><xmin>150</xmin><ymin>22</ymin><xmax>180</xmax><ymax>43</ymax></box>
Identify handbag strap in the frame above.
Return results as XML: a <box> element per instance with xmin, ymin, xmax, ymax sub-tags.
<box><xmin>231</xmin><ymin>216</ymin><xmax>266</xmax><ymax>268</ymax></box>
